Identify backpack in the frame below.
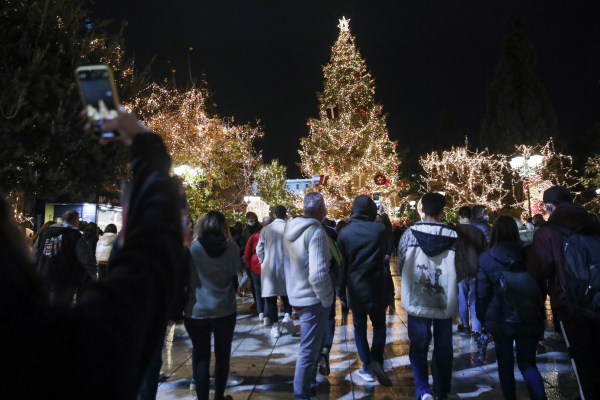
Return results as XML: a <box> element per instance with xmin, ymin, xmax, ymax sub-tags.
<box><xmin>304</xmin><ymin>225</ymin><xmax>342</xmax><ymax>267</ymax></box>
<box><xmin>546</xmin><ymin>222</ymin><xmax>600</xmax><ymax>318</ymax></box>
<box><xmin>498</xmin><ymin>260</ymin><xmax>544</xmax><ymax>315</ymax></box>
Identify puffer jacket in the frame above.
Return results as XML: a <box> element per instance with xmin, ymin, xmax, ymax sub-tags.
<box><xmin>96</xmin><ymin>232</ymin><xmax>117</xmax><ymax>262</ymax></box>
<box><xmin>244</xmin><ymin>231</ymin><xmax>262</xmax><ymax>275</ymax></box>
<box><xmin>477</xmin><ymin>241</ymin><xmax>545</xmax><ymax>337</ymax></box>
<box><xmin>338</xmin><ymin>195</ymin><xmax>388</xmax><ymax>314</ymax></box>
<box><xmin>471</xmin><ymin>218</ymin><xmax>491</xmax><ymax>243</ymax></box>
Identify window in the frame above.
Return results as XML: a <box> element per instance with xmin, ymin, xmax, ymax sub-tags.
<box><xmin>305</xmin><ymin>184</ymin><xmax>309</xmax><ymax>188</ymax></box>
<box><xmin>296</xmin><ymin>184</ymin><xmax>299</xmax><ymax>189</ymax></box>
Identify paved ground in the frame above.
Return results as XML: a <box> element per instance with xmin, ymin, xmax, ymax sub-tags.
<box><xmin>157</xmin><ymin>262</ymin><xmax>581</xmax><ymax>400</ymax></box>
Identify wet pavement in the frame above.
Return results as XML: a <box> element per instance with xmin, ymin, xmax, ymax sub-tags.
<box><xmin>157</xmin><ymin>261</ymin><xmax>581</xmax><ymax>399</ymax></box>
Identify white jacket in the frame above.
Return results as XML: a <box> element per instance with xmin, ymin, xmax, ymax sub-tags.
<box><xmin>257</xmin><ymin>219</ymin><xmax>287</xmax><ymax>297</ymax></box>
<box><xmin>282</xmin><ymin>217</ymin><xmax>333</xmax><ymax>308</ymax></box>
<box><xmin>399</xmin><ymin>223</ymin><xmax>459</xmax><ymax>319</ymax></box>
<box><xmin>96</xmin><ymin>232</ymin><xmax>117</xmax><ymax>262</ymax></box>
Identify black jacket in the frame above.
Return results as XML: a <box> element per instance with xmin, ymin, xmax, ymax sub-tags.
<box><xmin>338</xmin><ymin>195</ymin><xmax>388</xmax><ymax>314</ymax></box>
<box><xmin>476</xmin><ymin>241</ymin><xmax>545</xmax><ymax>337</ymax></box>
<box><xmin>35</xmin><ymin>223</ymin><xmax>97</xmax><ymax>290</ymax></box>
<box><xmin>1</xmin><ymin>133</ymin><xmax>183</xmax><ymax>399</ymax></box>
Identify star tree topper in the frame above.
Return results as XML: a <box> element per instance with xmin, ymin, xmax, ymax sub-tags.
<box><xmin>338</xmin><ymin>17</ymin><xmax>350</xmax><ymax>32</ymax></box>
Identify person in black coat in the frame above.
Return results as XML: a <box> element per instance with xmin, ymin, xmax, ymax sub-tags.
<box><xmin>338</xmin><ymin>195</ymin><xmax>392</xmax><ymax>386</ymax></box>
<box><xmin>476</xmin><ymin>216</ymin><xmax>547</xmax><ymax>400</ymax></box>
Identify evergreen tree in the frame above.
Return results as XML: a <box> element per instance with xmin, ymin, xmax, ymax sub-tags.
<box><xmin>0</xmin><ymin>0</ymin><xmax>146</xmax><ymax>201</ymax></box>
<box><xmin>254</xmin><ymin>159</ymin><xmax>298</xmax><ymax>215</ymax></box>
<box><xmin>480</xmin><ymin>15</ymin><xmax>559</xmax><ymax>153</ymax></box>
<box><xmin>428</xmin><ymin>111</ymin><xmax>466</xmax><ymax>152</ymax></box>
<box><xmin>299</xmin><ymin>17</ymin><xmax>406</xmax><ymax>218</ymax></box>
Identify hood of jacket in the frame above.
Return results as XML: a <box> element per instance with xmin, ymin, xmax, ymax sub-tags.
<box><xmin>549</xmin><ymin>202</ymin><xmax>600</xmax><ymax>235</ymax></box>
<box><xmin>350</xmin><ymin>195</ymin><xmax>377</xmax><ymax>222</ymax></box>
<box><xmin>410</xmin><ymin>222</ymin><xmax>457</xmax><ymax>257</ymax></box>
<box><xmin>487</xmin><ymin>241</ymin><xmax>525</xmax><ymax>272</ymax></box>
<box><xmin>98</xmin><ymin>232</ymin><xmax>117</xmax><ymax>246</ymax></box>
<box><xmin>198</xmin><ymin>232</ymin><xmax>230</xmax><ymax>258</ymax></box>
<box><xmin>284</xmin><ymin>217</ymin><xmax>321</xmax><ymax>242</ymax></box>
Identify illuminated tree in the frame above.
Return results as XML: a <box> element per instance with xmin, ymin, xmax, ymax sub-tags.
<box><xmin>480</xmin><ymin>15</ymin><xmax>559</xmax><ymax>153</ymax></box>
<box><xmin>132</xmin><ymin>83</ymin><xmax>262</xmax><ymax>222</ymax></box>
<box><xmin>299</xmin><ymin>17</ymin><xmax>406</xmax><ymax>218</ymax></box>
<box><xmin>254</xmin><ymin>160</ymin><xmax>298</xmax><ymax>215</ymax></box>
<box><xmin>510</xmin><ymin>139</ymin><xmax>577</xmax><ymax>216</ymax></box>
<box><xmin>583</xmin><ymin>155</ymin><xmax>600</xmax><ymax>212</ymax></box>
<box><xmin>420</xmin><ymin>141</ymin><xmax>509</xmax><ymax>213</ymax></box>
<box><xmin>0</xmin><ymin>0</ymin><xmax>146</xmax><ymax>201</ymax></box>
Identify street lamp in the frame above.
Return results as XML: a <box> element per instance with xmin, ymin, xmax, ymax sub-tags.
<box><xmin>510</xmin><ymin>152</ymin><xmax>544</xmax><ymax>217</ymax></box>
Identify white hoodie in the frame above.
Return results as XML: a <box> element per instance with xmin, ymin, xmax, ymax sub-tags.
<box><xmin>96</xmin><ymin>232</ymin><xmax>117</xmax><ymax>262</ymax></box>
<box><xmin>282</xmin><ymin>217</ymin><xmax>333</xmax><ymax>308</ymax></box>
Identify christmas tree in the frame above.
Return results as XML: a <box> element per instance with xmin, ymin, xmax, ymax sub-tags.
<box><xmin>480</xmin><ymin>15</ymin><xmax>559</xmax><ymax>153</ymax></box>
<box><xmin>299</xmin><ymin>17</ymin><xmax>405</xmax><ymax>218</ymax></box>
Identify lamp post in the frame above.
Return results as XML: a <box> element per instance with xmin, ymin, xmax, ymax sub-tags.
<box><xmin>510</xmin><ymin>152</ymin><xmax>544</xmax><ymax>217</ymax></box>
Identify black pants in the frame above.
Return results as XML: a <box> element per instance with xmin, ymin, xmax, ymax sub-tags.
<box><xmin>184</xmin><ymin>313</ymin><xmax>237</xmax><ymax>400</ymax></box>
<box><xmin>137</xmin><ymin>324</ymin><xmax>167</xmax><ymax>400</ymax></box>
<box><xmin>250</xmin><ymin>271</ymin><xmax>265</xmax><ymax>314</ymax></box>
<box><xmin>560</xmin><ymin>315</ymin><xmax>600</xmax><ymax>399</ymax></box>
<box><xmin>265</xmin><ymin>295</ymin><xmax>292</xmax><ymax>323</ymax></box>
<box><xmin>245</xmin><ymin>267</ymin><xmax>256</xmax><ymax>302</ymax></box>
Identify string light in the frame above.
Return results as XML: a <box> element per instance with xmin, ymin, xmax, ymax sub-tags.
<box><xmin>420</xmin><ymin>140</ymin><xmax>508</xmax><ymax>212</ymax></box>
<box><xmin>131</xmin><ymin>83</ymin><xmax>262</xmax><ymax>221</ymax></box>
<box><xmin>298</xmin><ymin>17</ymin><xmax>407</xmax><ymax>218</ymax></box>
<box><xmin>511</xmin><ymin>139</ymin><xmax>577</xmax><ymax>217</ymax></box>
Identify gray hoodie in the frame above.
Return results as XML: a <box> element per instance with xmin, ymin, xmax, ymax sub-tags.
<box><xmin>283</xmin><ymin>217</ymin><xmax>333</xmax><ymax>308</ymax></box>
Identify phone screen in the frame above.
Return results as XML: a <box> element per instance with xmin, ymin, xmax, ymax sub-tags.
<box><xmin>78</xmin><ymin>70</ymin><xmax>118</xmax><ymax>119</ymax></box>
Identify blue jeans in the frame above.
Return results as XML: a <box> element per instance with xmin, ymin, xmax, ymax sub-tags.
<box><xmin>458</xmin><ymin>277</ymin><xmax>481</xmax><ymax>332</ymax></box>
<box><xmin>353</xmin><ymin>306</ymin><xmax>387</xmax><ymax>365</ymax></box>
<box><xmin>184</xmin><ymin>313</ymin><xmax>237</xmax><ymax>400</ymax></box>
<box><xmin>250</xmin><ymin>271</ymin><xmax>266</xmax><ymax>314</ymax></box>
<box><xmin>407</xmin><ymin>315</ymin><xmax>453</xmax><ymax>400</ymax></box>
<box><xmin>494</xmin><ymin>335</ymin><xmax>547</xmax><ymax>400</ymax></box>
<box><xmin>293</xmin><ymin>302</ymin><xmax>331</xmax><ymax>400</ymax></box>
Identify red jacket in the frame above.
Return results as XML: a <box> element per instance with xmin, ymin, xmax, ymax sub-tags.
<box><xmin>527</xmin><ymin>202</ymin><xmax>600</xmax><ymax>321</ymax></box>
<box><xmin>244</xmin><ymin>231</ymin><xmax>262</xmax><ymax>275</ymax></box>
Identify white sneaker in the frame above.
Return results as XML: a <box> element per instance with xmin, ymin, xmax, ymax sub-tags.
<box><xmin>419</xmin><ymin>394</ymin><xmax>434</xmax><ymax>400</ymax></box>
<box><xmin>357</xmin><ymin>366</ymin><xmax>375</xmax><ymax>382</ymax></box>
<box><xmin>264</xmin><ymin>317</ymin><xmax>272</xmax><ymax>326</ymax></box>
<box><xmin>281</xmin><ymin>314</ymin><xmax>297</xmax><ymax>335</ymax></box>
<box><xmin>189</xmin><ymin>379</ymin><xmax>196</xmax><ymax>391</ymax></box>
<box><xmin>258</xmin><ymin>313</ymin><xmax>264</xmax><ymax>321</ymax></box>
<box><xmin>284</xmin><ymin>312</ymin><xmax>292</xmax><ymax>320</ymax></box>
<box><xmin>271</xmin><ymin>324</ymin><xmax>281</xmax><ymax>338</ymax></box>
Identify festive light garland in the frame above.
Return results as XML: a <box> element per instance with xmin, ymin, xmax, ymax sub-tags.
<box><xmin>420</xmin><ymin>140</ymin><xmax>508</xmax><ymax>212</ymax></box>
<box><xmin>510</xmin><ymin>139</ymin><xmax>577</xmax><ymax>217</ymax></box>
<box><xmin>131</xmin><ymin>83</ymin><xmax>262</xmax><ymax>221</ymax></box>
<box><xmin>298</xmin><ymin>17</ymin><xmax>407</xmax><ymax>218</ymax></box>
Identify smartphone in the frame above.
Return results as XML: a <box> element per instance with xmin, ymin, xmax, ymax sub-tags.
<box><xmin>75</xmin><ymin>65</ymin><xmax>120</xmax><ymax>138</ymax></box>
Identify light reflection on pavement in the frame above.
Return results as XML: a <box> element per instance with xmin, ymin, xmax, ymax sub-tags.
<box><xmin>157</xmin><ymin>259</ymin><xmax>581</xmax><ymax>400</ymax></box>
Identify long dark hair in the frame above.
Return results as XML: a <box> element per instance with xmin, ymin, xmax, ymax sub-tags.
<box><xmin>202</xmin><ymin>211</ymin><xmax>231</xmax><ymax>238</ymax></box>
<box><xmin>489</xmin><ymin>215</ymin><xmax>521</xmax><ymax>248</ymax></box>
<box><xmin>380</xmin><ymin>213</ymin><xmax>393</xmax><ymax>238</ymax></box>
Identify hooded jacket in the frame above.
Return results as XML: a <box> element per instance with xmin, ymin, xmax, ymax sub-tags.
<box><xmin>282</xmin><ymin>217</ymin><xmax>333</xmax><ymax>308</ymax></box>
<box><xmin>527</xmin><ymin>202</ymin><xmax>600</xmax><ymax>321</ymax></box>
<box><xmin>337</xmin><ymin>195</ymin><xmax>388</xmax><ymax>314</ymax></box>
<box><xmin>257</xmin><ymin>218</ymin><xmax>288</xmax><ymax>297</ymax></box>
<box><xmin>96</xmin><ymin>232</ymin><xmax>117</xmax><ymax>263</ymax></box>
<box><xmin>397</xmin><ymin>221</ymin><xmax>461</xmax><ymax>319</ymax></box>
<box><xmin>186</xmin><ymin>236</ymin><xmax>239</xmax><ymax>319</ymax></box>
<box><xmin>477</xmin><ymin>241</ymin><xmax>545</xmax><ymax>337</ymax></box>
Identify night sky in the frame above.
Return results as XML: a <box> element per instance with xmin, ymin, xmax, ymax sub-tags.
<box><xmin>93</xmin><ymin>1</ymin><xmax>600</xmax><ymax>177</ymax></box>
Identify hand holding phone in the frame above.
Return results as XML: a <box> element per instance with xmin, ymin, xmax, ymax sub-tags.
<box><xmin>75</xmin><ymin>65</ymin><xmax>121</xmax><ymax>138</ymax></box>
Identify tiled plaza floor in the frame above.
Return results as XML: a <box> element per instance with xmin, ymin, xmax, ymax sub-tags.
<box><xmin>157</xmin><ymin>261</ymin><xmax>581</xmax><ymax>400</ymax></box>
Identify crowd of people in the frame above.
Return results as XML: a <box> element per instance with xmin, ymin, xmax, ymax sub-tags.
<box><xmin>2</xmin><ymin>109</ymin><xmax>599</xmax><ymax>400</ymax></box>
